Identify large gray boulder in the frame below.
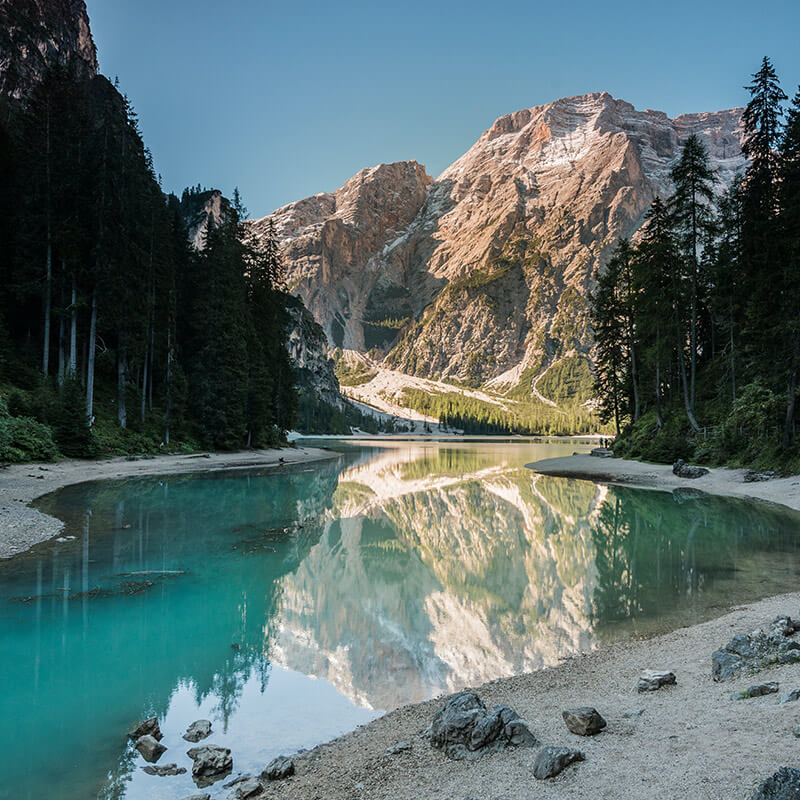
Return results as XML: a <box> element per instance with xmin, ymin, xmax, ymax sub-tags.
<box><xmin>187</xmin><ymin>745</ymin><xmax>233</xmax><ymax>788</ymax></box>
<box><xmin>135</xmin><ymin>734</ymin><xmax>166</xmax><ymax>763</ymax></box>
<box><xmin>713</xmin><ymin>617</ymin><xmax>800</xmax><ymax>681</ymax></box>
<box><xmin>672</xmin><ymin>459</ymin><xmax>709</xmax><ymax>478</ymax></box>
<box><xmin>183</xmin><ymin>720</ymin><xmax>212</xmax><ymax>743</ymax></box>
<box><xmin>430</xmin><ymin>692</ymin><xmax>537</xmax><ymax>760</ymax></box>
<box><xmin>562</xmin><ymin>707</ymin><xmax>606</xmax><ymax>736</ymax></box>
<box><xmin>261</xmin><ymin>755</ymin><xmax>295</xmax><ymax>781</ymax></box>
<box><xmin>532</xmin><ymin>746</ymin><xmax>585</xmax><ymax>780</ymax></box>
<box><xmin>751</xmin><ymin>767</ymin><xmax>800</xmax><ymax>799</ymax></box>
<box><xmin>128</xmin><ymin>716</ymin><xmax>162</xmax><ymax>741</ymax></box>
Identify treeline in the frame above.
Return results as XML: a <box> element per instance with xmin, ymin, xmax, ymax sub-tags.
<box><xmin>399</xmin><ymin>389</ymin><xmax>601</xmax><ymax>436</ymax></box>
<box><xmin>592</xmin><ymin>58</ymin><xmax>800</xmax><ymax>467</ymax></box>
<box><xmin>0</xmin><ymin>63</ymin><xmax>296</xmax><ymax>460</ymax></box>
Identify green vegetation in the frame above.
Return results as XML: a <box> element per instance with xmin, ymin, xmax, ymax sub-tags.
<box><xmin>537</xmin><ymin>355</ymin><xmax>595</xmax><ymax>405</ymax></box>
<box><xmin>0</xmin><ymin>62</ymin><xmax>297</xmax><ymax>460</ymax></box>
<box><xmin>592</xmin><ymin>58</ymin><xmax>800</xmax><ymax>470</ymax></box>
<box><xmin>332</xmin><ymin>352</ymin><xmax>377</xmax><ymax>386</ymax></box>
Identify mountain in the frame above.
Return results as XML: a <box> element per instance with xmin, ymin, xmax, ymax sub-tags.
<box><xmin>0</xmin><ymin>0</ymin><xmax>97</xmax><ymax>102</ymax></box>
<box><xmin>248</xmin><ymin>93</ymin><xmax>744</xmax><ymax>410</ymax></box>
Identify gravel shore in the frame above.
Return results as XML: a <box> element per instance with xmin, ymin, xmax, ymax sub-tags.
<box><xmin>0</xmin><ymin>446</ymin><xmax>338</xmax><ymax>559</ymax></box>
<box><xmin>262</xmin><ymin>593</ymin><xmax>800</xmax><ymax>800</ymax></box>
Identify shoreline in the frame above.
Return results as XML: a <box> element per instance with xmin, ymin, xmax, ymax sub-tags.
<box><xmin>261</xmin><ymin>592</ymin><xmax>800</xmax><ymax>800</ymax></box>
<box><xmin>0</xmin><ymin>446</ymin><xmax>339</xmax><ymax>559</ymax></box>
<box><xmin>527</xmin><ymin>453</ymin><xmax>800</xmax><ymax>513</ymax></box>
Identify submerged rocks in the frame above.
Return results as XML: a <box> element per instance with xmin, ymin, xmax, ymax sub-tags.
<box><xmin>637</xmin><ymin>671</ymin><xmax>677</xmax><ymax>692</ymax></box>
<box><xmin>532</xmin><ymin>746</ymin><xmax>585</xmax><ymax>780</ymax></box>
<box><xmin>751</xmin><ymin>767</ymin><xmax>800</xmax><ymax>799</ymax></box>
<box><xmin>142</xmin><ymin>763</ymin><xmax>186</xmax><ymax>776</ymax></box>
<box><xmin>672</xmin><ymin>459</ymin><xmax>709</xmax><ymax>479</ymax></box>
<box><xmin>135</xmin><ymin>734</ymin><xmax>166</xmax><ymax>763</ymax></box>
<box><xmin>128</xmin><ymin>716</ymin><xmax>163</xmax><ymax>741</ymax></box>
<box><xmin>562</xmin><ymin>707</ymin><xmax>606</xmax><ymax>736</ymax></box>
<box><xmin>187</xmin><ymin>745</ymin><xmax>233</xmax><ymax>787</ymax></box>
<box><xmin>712</xmin><ymin>617</ymin><xmax>800</xmax><ymax>681</ymax></box>
<box><xmin>430</xmin><ymin>692</ymin><xmax>537</xmax><ymax>760</ymax></box>
<box><xmin>183</xmin><ymin>719</ymin><xmax>212</xmax><ymax>743</ymax></box>
<box><xmin>228</xmin><ymin>777</ymin><xmax>264</xmax><ymax>799</ymax></box>
<box><xmin>261</xmin><ymin>755</ymin><xmax>295</xmax><ymax>781</ymax></box>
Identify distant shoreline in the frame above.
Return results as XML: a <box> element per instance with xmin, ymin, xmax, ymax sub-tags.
<box><xmin>527</xmin><ymin>453</ymin><xmax>800</xmax><ymax>514</ymax></box>
<box><xmin>0</xmin><ymin>446</ymin><xmax>339</xmax><ymax>560</ymax></box>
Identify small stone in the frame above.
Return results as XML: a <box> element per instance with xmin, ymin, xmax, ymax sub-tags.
<box><xmin>228</xmin><ymin>777</ymin><xmax>264</xmax><ymax>799</ymax></box>
<box><xmin>386</xmin><ymin>741</ymin><xmax>412</xmax><ymax>755</ymax></box>
<box><xmin>562</xmin><ymin>707</ymin><xmax>606</xmax><ymax>736</ymax></box>
<box><xmin>793</xmin><ymin>726</ymin><xmax>800</xmax><ymax>738</ymax></box>
<box><xmin>142</xmin><ymin>763</ymin><xmax>186</xmax><ymax>776</ymax></box>
<box><xmin>224</xmin><ymin>775</ymin><xmax>255</xmax><ymax>789</ymax></box>
<box><xmin>260</xmin><ymin>755</ymin><xmax>295</xmax><ymax>781</ymax></box>
<box><xmin>779</xmin><ymin>689</ymin><xmax>800</xmax><ymax>704</ymax></box>
<box><xmin>637</xmin><ymin>670</ymin><xmax>677</xmax><ymax>692</ymax></box>
<box><xmin>183</xmin><ymin>719</ymin><xmax>213</xmax><ymax>742</ymax></box>
<box><xmin>128</xmin><ymin>716</ymin><xmax>163</xmax><ymax>741</ymax></box>
<box><xmin>741</xmin><ymin>682</ymin><xmax>780</xmax><ymax>699</ymax></box>
<box><xmin>621</xmin><ymin>708</ymin><xmax>644</xmax><ymax>718</ymax></box>
<box><xmin>135</xmin><ymin>734</ymin><xmax>166</xmax><ymax>763</ymax></box>
<box><xmin>751</xmin><ymin>766</ymin><xmax>800</xmax><ymax>799</ymax></box>
<box><xmin>532</xmin><ymin>746</ymin><xmax>585</xmax><ymax>780</ymax></box>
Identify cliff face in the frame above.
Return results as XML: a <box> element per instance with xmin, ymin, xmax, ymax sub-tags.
<box><xmin>0</xmin><ymin>0</ymin><xmax>98</xmax><ymax>101</ymax></box>
<box><xmin>251</xmin><ymin>93</ymin><xmax>744</xmax><ymax>396</ymax></box>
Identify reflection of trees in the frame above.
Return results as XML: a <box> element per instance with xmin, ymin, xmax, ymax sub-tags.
<box><xmin>590</xmin><ymin>487</ymin><xmax>800</xmax><ymax>630</ymax></box>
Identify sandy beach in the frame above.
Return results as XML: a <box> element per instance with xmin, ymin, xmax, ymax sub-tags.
<box><xmin>0</xmin><ymin>446</ymin><xmax>339</xmax><ymax>559</ymax></box>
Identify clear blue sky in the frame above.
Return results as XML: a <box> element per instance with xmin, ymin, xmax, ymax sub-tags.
<box><xmin>87</xmin><ymin>0</ymin><xmax>800</xmax><ymax>219</ymax></box>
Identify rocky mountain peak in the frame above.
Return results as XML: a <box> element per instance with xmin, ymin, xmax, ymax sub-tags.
<box><xmin>0</xmin><ymin>0</ymin><xmax>98</xmax><ymax>101</ymax></box>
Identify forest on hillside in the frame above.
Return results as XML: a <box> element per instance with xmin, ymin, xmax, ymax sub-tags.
<box><xmin>0</xmin><ymin>63</ymin><xmax>297</xmax><ymax>461</ymax></box>
<box><xmin>592</xmin><ymin>58</ymin><xmax>800</xmax><ymax>469</ymax></box>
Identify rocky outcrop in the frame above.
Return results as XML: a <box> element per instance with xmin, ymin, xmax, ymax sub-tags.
<box><xmin>712</xmin><ymin>616</ymin><xmax>800</xmax><ymax>681</ymax></box>
<box><xmin>252</xmin><ymin>93</ymin><xmax>744</xmax><ymax>397</ymax></box>
<box><xmin>180</xmin><ymin>189</ymin><xmax>230</xmax><ymax>251</ymax></box>
<box><xmin>0</xmin><ymin>0</ymin><xmax>97</xmax><ymax>102</ymax></box>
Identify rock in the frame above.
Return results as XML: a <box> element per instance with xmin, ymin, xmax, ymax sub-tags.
<box><xmin>751</xmin><ymin>767</ymin><xmax>800</xmax><ymax>799</ymax></box>
<box><xmin>671</xmin><ymin>487</ymin><xmax>708</xmax><ymax>503</ymax></box>
<box><xmin>734</xmin><ymin>682</ymin><xmax>780</xmax><ymax>699</ymax></box>
<box><xmin>672</xmin><ymin>459</ymin><xmax>709</xmax><ymax>479</ymax></box>
<box><xmin>532</xmin><ymin>746</ymin><xmax>585</xmax><ymax>780</ymax></box>
<box><xmin>181</xmin><ymin>795</ymin><xmax>211</xmax><ymax>800</ymax></box>
<box><xmin>779</xmin><ymin>689</ymin><xmax>800</xmax><ymax>704</ymax></box>
<box><xmin>142</xmin><ymin>763</ymin><xmax>186</xmax><ymax>776</ymax></box>
<box><xmin>637</xmin><ymin>670</ymin><xmax>677</xmax><ymax>692</ymax></box>
<box><xmin>386</xmin><ymin>741</ymin><xmax>412</xmax><ymax>755</ymax></box>
<box><xmin>430</xmin><ymin>692</ymin><xmax>537</xmax><ymax>759</ymax></box>
<box><xmin>621</xmin><ymin>708</ymin><xmax>644</xmax><ymax>718</ymax></box>
<box><xmin>590</xmin><ymin>448</ymin><xmax>613</xmax><ymax>458</ymax></box>
<box><xmin>135</xmin><ymin>735</ymin><xmax>166</xmax><ymax>763</ymax></box>
<box><xmin>713</xmin><ymin>618</ymin><xmax>800</xmax><ymax>681</ymax></box>
<box><xmin>187</xmin><ymin>745</ymin><xmax>233</xmax><ymax>788</ymax></box>
<box><xmin>260</xmin><ymin>755</ymin><xmax>295</xmax><ymax>781</ymax></box>
<box><xmin>128</xmin><ymin>716</ymin><xmax>163</xmax><ymax>741</ymax></box>
<box><xmin>228</xmin><ymin>777</ymin><xmax>264</xmax><ymax>799</ymax></box>
<box><xmin>793</xmin><ymin>726</ymin><xmax>800</xmax><ymax>738</ymax></box>
<box><xmin>183</xmin><ymin>719</ymin><xmax>212</xmax><ymax>743</ymax></box>
<box><xmin>562</xmin><ymin>707</ymin><xmax>606</xmax><ymax>736</ymax></box>
<box><xmin>744</xmin><ymin>470</ymin><xmax>778</xmax><ymax>483</ymax></box>
<box><xmin>224</xmin><ymin>775</ymin><xmax>255</xmax><ymax>789</ymax></box>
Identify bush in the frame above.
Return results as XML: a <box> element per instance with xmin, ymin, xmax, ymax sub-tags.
<box><xmin>614</xmin><ymin>410</ymin><xmax>692</xmax><ymax>464</ymax></box>
<box><xmin>0</xmin><ymin>395</ymin><xmax>60</xmax><ymax>462</ymax></box>
<box><xmin>54</xmin><ymin>377</ymin><xmax>97</xmax><ymax>458</ymax></box>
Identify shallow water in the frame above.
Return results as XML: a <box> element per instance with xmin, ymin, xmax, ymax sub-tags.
<box><xmin>1</xmin><ymin>440</ymin><xmax>800</xmax><ymax>799</ymax></box>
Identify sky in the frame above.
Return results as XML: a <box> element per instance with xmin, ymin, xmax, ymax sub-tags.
<box><xmin>87</xmin><ymin>0</ymin><xmax>800</xmax><ymax>219</ymax></box>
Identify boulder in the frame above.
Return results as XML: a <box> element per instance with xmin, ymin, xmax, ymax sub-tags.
<box><xmin>183</xmin><ymin>719</ymin><xmax>213</xmax><ymax>743</ymax></box>
<box><xmin>780</xmin><ymin>689</ymin><xmax>800</xmax><ymax>705</ymax></box>
<box><xmin>672</xmin><ymin>459</ymin><xmax>709</xmax><ymax>479</ymax></box>
<box><xmin>181</xmin><ymin>795</ymin><xmax>211</xmax><ymax>800</ymax></box>
<box><xmin>128</xmin><ymin>716</ymin><xmax>162</xmax><ymax>741</ymax></box>
<box><xmin>135</xmin><ymin>734</ymin><xmax>166</xmax><ymax>763</ymax></box>
<box><xmin>187</xmin><ymin>745</ymin><xmax>233</xmax><ymax>788</ymax></box>
<box><xmin>430</xmin><ymin>692</ymin><xmax>537</xmax><ymax>759</ymax></box>
<box><xmin>562</xmin><ymin>707</ymin><xmax>606</xmax><ymax>736</ymax></box>
<box><xmin>751</xmin><ymin>767</ymin><xmax>800</xmax><ymax>799</ymax></box>
<box><xmin>713</xmin><ymin>618</ymin><xmax>800</xmax><ymax>681</ymax></box>
<box><xmin>637</xmin><ymin>671</ymin><xmax>677</xmax><ymax>692</ymax></box>
<box><xmin>142</xmin><ymin>763</ymin><xmax>186</xmax><ymax>776</ymax></box>
<box><xmin>744</xmin><ymin>470</ymin><xmax>778</xmax><ymax>483</ymax></box>
<box><xmin>228</xmin><ymin>777</ymin><xmax>264</xmax><ymax>799</ymax></box>
<box><xmin>260</xmin><ymin>755</ymin><xmax>295</xmax><ymax>781</ymax></box>
<box><xmin>532</xmin><ymin>746</ymin><xmax>585</xmax><ymax>780</ymax></box>
<box><xmin>734</xmin><ymin>682</ymin><xmax>780</xmax><ymax>699</ymax></box>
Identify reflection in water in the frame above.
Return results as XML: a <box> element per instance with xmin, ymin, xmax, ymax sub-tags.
<box><xmin>1</xmin><ymin>441</ymin><xmax>800</xmax><ymax>800</ymax></box>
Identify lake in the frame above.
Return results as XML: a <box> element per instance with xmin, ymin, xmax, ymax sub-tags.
<box><xmin>1</xmin><ymin>439</ymin><xmax>800</xmax><ymax>800</ymax></box>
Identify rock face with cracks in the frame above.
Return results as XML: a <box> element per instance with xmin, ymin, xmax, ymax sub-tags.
<box><xmin>430</xmin><ymin>691</ymin><xmax>537</xmax><ymax>760</ymax></box>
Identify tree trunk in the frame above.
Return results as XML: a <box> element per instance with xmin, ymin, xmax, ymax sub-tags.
<box><xmin>117</xmin><ymin>340</ymin><xmax>127</xmax><ymax>429</ymax></box>
<box><xmin>165</xmin><ymin>325</ymin><xmax>172</xmax><ymax>444</ymax></box>
<box><xmin>57</xmin><ymin>313</ymin><xmax>65</xmax><ymax>386</ymax></box>
<box><xmin>69</xmin><ymin>276</ymin><xmax>77</xmax><ymax>376</ymax></box>
<box><xmin>783</xmin><ymin>333</ymin><xmax>800</xmax><ymax>450</ymax></box>
<box><xmin>679</xmin><ymin>345</ymin><xmax>701</xmax><ymax>432</ymax></box>
<box><xmin>86</xmin><ymin>288</ymin><xmax>97</xmax><ymax>421</ymax></box>
<box><xmin>141</xmin><ymin>340</ymin><xmax>149</xmax><ymax>424</ymax></box>
<box><xmin>630</xmin><ymin>335</ymin><xmax>640</xmax><ymax>422</ymax></box>
<box><xmin>43</xmin><ymin>242</ymin><xmax>52</xmax><ymax>375</ymax></box>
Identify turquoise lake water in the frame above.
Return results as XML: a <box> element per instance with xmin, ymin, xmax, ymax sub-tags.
<box><xmin>2</xmin><ymin>439</ymin><xmax>800</xmax><ymax>799</ymax></box>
